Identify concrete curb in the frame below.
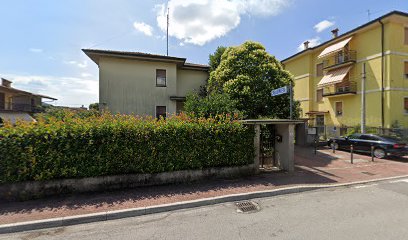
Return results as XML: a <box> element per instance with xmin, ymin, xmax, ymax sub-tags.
<box><xmin>1</xmin><ymin>174</ymin><xmax>408</xmax><ymax>234</ymax></box>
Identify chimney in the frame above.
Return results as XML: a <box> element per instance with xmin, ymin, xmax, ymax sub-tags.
<box><xmin>1</xmin><ymin>78</ymin><xmax>12</xmax><ymax>87</ymax></box>
<box><xmin>303</xmin><ymin>41</ymin><xmax>310</xmax><ymax>50</ymax></box>
<box><xmin>331</xmin><ymin>28</ymin><xmax>339</xmax><ymax>38</ymax></box>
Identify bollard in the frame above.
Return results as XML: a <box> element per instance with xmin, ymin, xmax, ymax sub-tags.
<box><xmin>350</xmin><ymin>144</ymin><xmax>354</xmax><ymax>164</ymax></box>
<box><xmin>332</xmin><ymin>139</ymin><xmax>336</xmax><ymax>154</ymax></box>
<box><xmin>314</xmin><ymin>139</ymin><xmax>317</xmax><ymax>155</ymax></box>
<box><xmin>371</xmin><ymin>145</ymin><xmax>375</xmax><ymax>162</ymax></box>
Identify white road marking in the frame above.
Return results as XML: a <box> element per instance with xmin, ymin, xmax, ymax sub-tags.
<box><xmin>354</xmin><ymin>184</ymin><xmax>378</xmax><ymax>189</ymax></box>
<box><xmin>390</xmin><ymin>179</ymin><xmax>408</xmax><ymax>184</ymax></box>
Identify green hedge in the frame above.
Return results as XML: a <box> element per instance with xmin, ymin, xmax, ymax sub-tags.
<box><xmin>0</xmin><ymin>112</ymin><xmax>254</xmax><ymax>183</ymax></box>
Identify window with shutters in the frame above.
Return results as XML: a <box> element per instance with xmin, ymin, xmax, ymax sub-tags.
<box><xmin>156</xmin><ymin>106</ymin><xmax>166</xmax><ymax>119</ymax></box>
<box><xmin>316</xmin><ymin>63</ymin><xmax>324</xmax><ymax>77</ymax></box>
<box><xmin>405</xmin><ymin>27</ymin><xmax>408</xmax><ymax>45</ymax></box>
<box><xmin>404</xmin><ymin>97</ymin><xmax>408</xmax><ymax>114</ymax></box>
<box><xmin>156</xmin><ymin>69</ymin><xmax>166</xmax><ymax>87</ymax></box>
<box><xmin>335</xmin><ymin>101</ymin><xmax>343</xmax><ymax>116</ymax></box>
<box><xmin>404</xmin><ymin>62</ymin><xmax>408</xmax><ymax>79</ymax></box>
<box><xmin>316</xmin><ymin>89</ymin><xmax>323</xmax><ymax>102</ymax></box>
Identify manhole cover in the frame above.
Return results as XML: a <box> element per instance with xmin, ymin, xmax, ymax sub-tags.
<box><xmin>361</xmin><ymin>171</ymin><xmax>376</xmax><ymax>176</ymax></box>
<box><xmin>235</xmin><ymin>201</ymin><xmax>259</xmax><ymax>213</ymax></box>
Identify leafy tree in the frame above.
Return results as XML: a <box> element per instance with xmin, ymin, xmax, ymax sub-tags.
<box><xmin>184</xmin><ymin>92</ymin><xmax>242</xmax><ymax>118</ymax></box>
<box><xmin>209</xmin><ymin>46</ymin><xmax>227</xmax><ymax>72</ymax></box>
<box><xmin>89</xmin><ymin>103</ymin><xmax>99</xmax><ymax>111</ymax></box>
<box><xmin>208</xmin><ymin>41</ymin><xmax>300</xmax><ymax>119</ymax></box>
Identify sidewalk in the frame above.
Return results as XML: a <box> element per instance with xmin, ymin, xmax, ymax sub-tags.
<box><xmin>1</xmin><ymin>146</ymin><xmax>407</xmax><ymax>226</ymax></box>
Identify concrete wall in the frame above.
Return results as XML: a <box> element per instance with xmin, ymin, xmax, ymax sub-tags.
<box><xmin>177</xmin><ymin>69</ymin><xmax>207</xmax><ymax>96</ymax></box>
<box><xmin>0</xmin><ymin>164</ymin><xmax>255</xmax><ymax>201</ymax></box>
<box><xmin>275</xmin><ymin>124</ymin><xmax>295</xmax><ymax>172</ymax></box>
<box><xmin>99</xmin><ymin>57</ymin><xmax>178</xmax><ymax>115</ymax></box>
<box><xmin>99</xmin><ymin>57</ymin><xmax>209</xmax><ymax>116</ymax></box>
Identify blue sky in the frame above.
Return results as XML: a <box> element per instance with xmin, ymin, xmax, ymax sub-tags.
<box><xmin>1</xmin><ymin>0</ymin><xmax>407</xmax><ymax>107</ymax></box>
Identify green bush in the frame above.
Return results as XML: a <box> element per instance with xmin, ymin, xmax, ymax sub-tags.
<box><xmin>0</xmin><ymin>111</ymin><xmax>254</xmax><ymax>183</ymax></box>
<box><xmin>184</xmin><ymin>92</ymin><xmax>243</xmax><ymax>119</ymax></box>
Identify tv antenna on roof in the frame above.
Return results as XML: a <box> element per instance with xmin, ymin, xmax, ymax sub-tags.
<box><xmin>367</xmin><ymin>9</ymin><xmax>371</xmax><ymax>21</ymax></box>
<box><xmin>167</xmin><ymin>7</ymin><xmax>169</xmax><ymax>56</ymax></box>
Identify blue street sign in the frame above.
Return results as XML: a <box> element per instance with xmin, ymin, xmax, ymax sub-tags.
<box><xmin>271</xmin><ymin>86</ymin><xmax>288</xmax><ymax>96</ymax></box>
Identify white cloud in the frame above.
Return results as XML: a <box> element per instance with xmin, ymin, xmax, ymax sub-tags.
<box><xmin>314</xmin><ymin>20</ymin><xmax>335</xmax><ymax>33</ymax></box>
<box><xmin>1</xmin><ymin>73</ymin><xmax>98</xmax><ymax>107</ymax></box>
<box><xmin>81</xmin><ymin>73</ymin><xmax>93</xmax><ymax>78</ymax></box>
<box><xmin>156</xmin><ymin>0</ymin><xmax>290</xmax><ymax>46</ymax></box>
<box><xmin>64</xmin><ymin>60</ymin><xmax>88</xmax><ymax>69</ymax></box>
<box><xmin>133</xmin><ymin>22</ymin><xmax>154</xmax><ymax>36</ymax></box>
<box><xmin>29</xmin><ymin>48</ymin><xmax>43</xmax><ymax>53</ymax></box>
<box><xmin>297</xmin><ymin>37</ymin><xmax>321</xmax><ymax>51</ymax></box>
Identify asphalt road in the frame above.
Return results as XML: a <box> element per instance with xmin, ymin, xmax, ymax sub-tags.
<box><xmin>2</xmin><ymin>178</ymin><xmax>408</xmax><ymax>240</ymax></box>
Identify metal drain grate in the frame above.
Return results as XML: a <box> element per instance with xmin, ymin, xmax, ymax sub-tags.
<box><xmin>361</xmin><ymin>171</ymin><xmax>376</xmax><ymax>176</ymax></box>
<box><xmin>235</xmin><ymin>201</ymin><xmax>259</xmax><ymax>213</ymax></box>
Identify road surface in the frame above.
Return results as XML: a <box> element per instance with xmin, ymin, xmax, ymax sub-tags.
<box><xmin>2</xmin><ymin>178</ymin><xmax>408</xmax><ymax>240</ymax></box>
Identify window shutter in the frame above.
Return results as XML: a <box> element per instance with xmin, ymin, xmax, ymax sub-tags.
<box><xmin>316</xmin><ymin>63</ymin><xmax>324</xmax><ymax>77</ymax></box>
<box><xmin>404</xmin><ymin>98</ymin><xmax>408</xmax><ymax>110</ymax></box>
<box><xmin>405</xmin><ymin>27</ymin><xmax>408</xmax><ymax>45</ymax></box>
<box><xmin>404</xmin><ymin>62</ymin><xmax>408</xmax><ymax>75</ymax></box>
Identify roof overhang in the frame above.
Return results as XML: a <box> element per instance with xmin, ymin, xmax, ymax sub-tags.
<box><xmin>0</xmin><ymin>86</ymin><xmax>57</xmax><ymax>101</ymax></box>
<box><xmin>82</xmin><ymin>49</ymin><xmax>210</xmax><ymax>72</ymax></box>
<box><xmin>305</xmin><ymin>111</ymin><xmax>329</xmax><ymax>115</ymax></box>
<box><xmin>169</xmin><ymin>96</ymin><xmax>187</xmax><ymax>101</ymax></box>
<box><xmin>82</xmin><ymin>49</ymin><xmax>187</xmax><ymax>66</ymax></box>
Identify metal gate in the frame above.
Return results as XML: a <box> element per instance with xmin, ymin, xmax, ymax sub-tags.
<box><xmin>260</xmin><ymin>125</ymin><xmax>276</xmax><ymax>169</ymax></box>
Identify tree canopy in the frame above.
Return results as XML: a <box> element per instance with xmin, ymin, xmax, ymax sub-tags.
<box><xmin>208</xmin><ymin>46</ymin><xmax>227</xmax><ymax>72</ymax></box>
<box><xmin>207</xmin><ymin>41</ymin><xmax>299</xmax><ymax>119</ymax></box>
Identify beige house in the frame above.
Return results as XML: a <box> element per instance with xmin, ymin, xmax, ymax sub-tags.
<box><xmin>0</xmin><ymin>78</ymin><xmax>57</xmax><ymax>123</ymax></box>
<box><xmin>83</xmin><ymin>49</ymin><xmax>209</xmax><ymax>117</ymax></box>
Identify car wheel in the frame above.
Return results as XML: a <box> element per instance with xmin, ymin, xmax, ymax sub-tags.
<box><xmin>330</xmin><ymin>142</ymin><xmax>339</xmax><ymax>150</ymax></box>
<box><xmin>374</xmin><ymin>148</ymin><xmax>386</xmax><ymax>159</ymax></box>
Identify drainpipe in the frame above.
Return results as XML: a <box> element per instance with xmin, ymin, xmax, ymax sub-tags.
<box><xmin>378</xmin><ymin>19</ymin><xmax>385</xmax><ymax>129</ymax></box>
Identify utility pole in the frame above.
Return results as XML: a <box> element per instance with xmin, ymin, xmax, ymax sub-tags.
<box><xmin>361</xmin><ymin>63</ymin><xmax>366</xmax><ymax>133</ymax></box>
<box><xmin>166</xmin><ymin>8</ymin><xmax>169</xmax><ymax>56</ymax></box>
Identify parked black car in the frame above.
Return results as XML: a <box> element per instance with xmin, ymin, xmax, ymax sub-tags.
<box><xmin>327</xmin><ymin>133</ymin><xmax>408</xmax><ymax>159</ymax></box>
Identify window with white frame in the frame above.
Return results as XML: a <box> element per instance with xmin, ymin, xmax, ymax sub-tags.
<box><xmin>156</xmin><ymin>69</ymin><xmax>166</xmax><ymax>87</ymax></box>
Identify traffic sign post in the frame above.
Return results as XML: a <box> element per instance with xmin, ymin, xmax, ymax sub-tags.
<box><xmin>271</xmin><ymin>84</ymin><xmax>293</xmax><ymax>119</ymax></box>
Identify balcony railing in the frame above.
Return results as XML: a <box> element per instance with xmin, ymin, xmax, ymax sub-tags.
<box><xmin>323</xmin><ymin>50</ymin><xmax>357</xmax><ymax>69</ymax></box>
<box><xmin>0</xmin><ymin>102</ymin><xmax>44</xmax><ymax>113</ymax></box>
<box><xmin>322</xmin><ymin>81</ymin><xmax>357</xmax><ymax>97</ymax></box>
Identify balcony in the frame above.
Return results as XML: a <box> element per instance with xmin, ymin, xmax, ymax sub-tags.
<box><xmin>322</xmin><ymin>50</ymin><xmax>356</xmax><ymax>70</ymax></box>
<box><xmin>0</xmin><ymin>102</ymin><xmax>44</xmax><ymax>113</ymax></box>
<box><xmin>322</xmin><ymin>81</ymin><xmax>357</xmax><ymax>97</ymax></box>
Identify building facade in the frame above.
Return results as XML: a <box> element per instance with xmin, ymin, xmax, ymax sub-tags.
<box><xmin>0</xmin><ymin>78</ymin><xmax>57</xmax><ymax>123</ymax></box>
<box><xmin>83</xmin><ymin>49</ymin><xmax>209</xmax><ymax>117</ymax></box>
<box><xmin>282</xmin><ymin>11</ymin><xmax>408</xmax><ymax>128</ymax></box>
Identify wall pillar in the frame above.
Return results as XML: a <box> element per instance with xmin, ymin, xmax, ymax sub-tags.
<box><xmin>275</xmin><ymin>124</ymin><xmax>295</xmax><ymax>172</ymax></box>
